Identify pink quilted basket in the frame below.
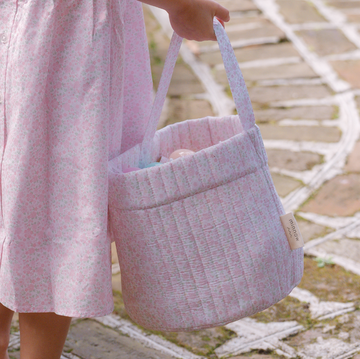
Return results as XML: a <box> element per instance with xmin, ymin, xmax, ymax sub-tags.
<box><xmin>108</xmin><ymin>20</ymin><xmax>304</xmax><ymax>332</ymax></box>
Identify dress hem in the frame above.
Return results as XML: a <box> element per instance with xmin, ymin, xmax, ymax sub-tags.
<box><xmin>0</xmin><ymin>298</ymin><xmax>114</xmax><ymax>318</ymax></box>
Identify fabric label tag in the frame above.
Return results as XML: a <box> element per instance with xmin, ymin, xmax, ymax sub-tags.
<box><xmin>280</xmin><ymin>213</ymin><xmax>304</xmax><ymax>250</ymax></box>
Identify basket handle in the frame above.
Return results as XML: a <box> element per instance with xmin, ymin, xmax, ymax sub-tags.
<box><xmin>140</xmin><ymin>18</ymin><xmax>256</xmax><ymax>166</ymax></box>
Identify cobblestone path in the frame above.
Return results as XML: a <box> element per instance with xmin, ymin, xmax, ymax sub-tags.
<box><xmin>8</xmin><ymin>0</ymin><xmax>360</xmax><ymax>358</ymax></box>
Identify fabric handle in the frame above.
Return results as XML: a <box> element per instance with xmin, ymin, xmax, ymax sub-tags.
<box><xmin>139</xmin><ymin>19</ymin><xmax>256</xmax><ymax>167</ymax></box>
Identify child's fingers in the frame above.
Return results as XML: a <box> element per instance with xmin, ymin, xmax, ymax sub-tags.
<box><xmin>214</xmin><ymin>3</ymin><xmax>230</xmax><ymax>23</ymax></box>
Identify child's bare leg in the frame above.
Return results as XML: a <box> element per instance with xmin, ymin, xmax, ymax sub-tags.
<box><xmin>0</xmin><ymin>303</ymin><xmax>14</xmax><ymax>359</ymax></box>
<box><xmin>19</xmin><ymin>312</ymin><xmax>71</xmax><ymax>359</ymax></box>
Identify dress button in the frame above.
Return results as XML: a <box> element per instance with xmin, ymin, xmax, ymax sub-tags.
<box><xmin>0</xmin><ymin>33</ymin><xmax>8</xmax><ymax>44</ymax></box>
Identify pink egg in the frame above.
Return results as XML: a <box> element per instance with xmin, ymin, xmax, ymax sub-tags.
<box><xmin>122</xmin><ymin>166</ymin><xmax>141</xmax><ymax>173</ymax></box>
<box><xmin>169</xmin><ymin>149</ymin><xmax>195</xmax><ymax>160</ymax></box>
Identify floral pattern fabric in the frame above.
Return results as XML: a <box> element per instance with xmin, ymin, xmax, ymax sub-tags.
<box><xmin>0</xmin><ymin>0</ymin><xmax>153</xmax><ymax>317</ymax></box>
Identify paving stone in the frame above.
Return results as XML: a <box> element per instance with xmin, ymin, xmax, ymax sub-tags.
<box><xmin>326</xmin><ymin>1</ymin><xmax>360</xmax><ymax>8</ymax></box>
<box><xmin>241</xmin><ymin>63</ymin><xmax>317</xmax><ymax>82</ymax></box>
<box><xmin>254</xmin><ymin>106</ymin><xmax>336</xmax><ymax>122</ymax></box>
<box><xmin>296</xmin><ymin>217</ymin><xmax>330</xmax><ymax>243</ymax></box>
<box><xmin>297</xmin><ymin>29</ymin><xmax>357</xmax><ymax>56</ymax></box>
<box><xmin>345</xmin><ymin>141</ymin><xmax>360</xmax><ymax>173</ymax></box>
<box><xmin>200</xmin><ymin>42</ymin><xmax>300</xmax><ymax>67</ymax></box>
<box><xmin>8</xmin><ymin>353</ymin><xmax>20</xmax><ymax>359</ymax></box>
<box><xmin>216</xmin><ymin>63</ymin><xmax>317</xmax><ymax>84</ymax></box>
<box><xmin>65</xmin><ymin>320</ymin><xmax>173</xmax><ymax>359</ymax></box>
<box><xmin>277</xmin><ymin>0</ymin><xmax>327</xmax><ymax>23</ymax></box>
<box><xmin>301</xmin><ymin>174</ymin><xmax>360</xmax><ymax>216</ymax></box>
<box><xmin>198</xmin><ymin>18</ymin><xmax>285</xmax><ymax>50</ymax></box>
<box><xmin>299</xmin><ymin>257</ymin><xmax>360</xmax><ymax>303</ymax></box>
<box><xmin>248</xmin><ymin>85</ymin><xmax>332</xmax><ymax>103</ymax></box>
<box><xmin>111</xmin><ymin>242</ymin><xmax>118</xmax><ymax>264</ymax></box>
<box><xmin>168</xmin><ymin>65</ymin><xmax>205</xmax><ymax>97</ymax></box>
<box><xmin>8</xmin><ymin>331</ymin><xmax>20</xmax><ymax>358</ymax></box>
<box><xmin>172</xmin><ymin>327</ymin><xmax>237</xmax><ymax>357</ymax></box>
<box><xmin>331</xmin><ymin>60</ymin><xmax>360</xmax><ymax>88</ymax></box>
<box><xmin>217</xmin><ymin>0</ymin><xmax>259</xmax><ymax>12</ymax></box>
<box><xmin>347</xmin><ymin>14</ymin><xmax>360</xmax><ymax>23</ymax></box>
<box><xmin>271</xmin><ymin>172</ymin><xmax>302</xmax><ymax>197</ymax></box>
<box><xmin>267</xmin><ymin>149</ymin><xmax>322</xmax><ymax>170</ymax></box>
<box><xmin>230</xmin><ymin>356</ymin><xmax>273</xmax><ymax>359</ymax></box>
<box><xmin>252</xmin><ymin>296</ymin><xmax>312</xmax><ymax>326</ymax></box>
<box><xmin>289</xmin><ymin>287</ymin><xmax>355</xmax><ymax>319</ymax></box>
<box><xmin>112</xmin><ymin>289</ymin><xmax>237</xmax><ymax>356</ymax></box>
<box><xmin>259</xmin><ymin>124</ymin><xmax>341</xmax><ymax>142</ymax></box>
<box><xmin>347</xmin><ymin>322</ymin><xmax>360</xmax><ymax>354</ymax></box>
<box><xmin>316</xmin><ymin>238</ymin><xmax>360</xmax><ymax>263</ymax></box>
<box><xmin>112</xmin><ymin>273</ymin><xmax>122</xmax><ymax>292</ymax></box>
<box><xmin>286</xmin><ymin>328</ymin><xmax>326</xmax><ymax>348</ymax></box>
<box><xmin>163</xmin><ymin>98</ymin><xmax>214</xmax><ymax>127</ymax></box>
<box><xmin>301</xmin><ymin>337</ymin><xmax>357</xmax><ymax>359</ymax></box>
<box><xmin>216</xmin><ymin>318</ymin><xmax>302</xmax><ymax>357</ymax></box>
<box><xmin>287</xmin><ymin>323</ymin><xmax>360</xmax><ymax>358</ymax></box>
<box><xmin>226</xmin><ymin>20</ymin><xmax>285</xmax><ymax>42</ymax></box>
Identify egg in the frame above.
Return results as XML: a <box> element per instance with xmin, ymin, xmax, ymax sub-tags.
<box><xmin>169</xmin><ymin>149</ymin><xmax>195</xmax><ymax>160</ymax></box>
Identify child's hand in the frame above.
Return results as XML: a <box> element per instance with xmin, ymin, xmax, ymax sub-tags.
<box><xmin>167</xmin><ymin>0</ymin><xmax>230</xmax><ymax>41</ymax></box>
<box><xmin>138</xmin><ymin>0</ymin><xmax>230</xmax><ymax>41</ymax></box>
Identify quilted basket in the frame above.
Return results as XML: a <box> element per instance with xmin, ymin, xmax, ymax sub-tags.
<box><xmin>108</xmin><ymin>20</ymin><xmax>304</xmax><ymax>332</ymax></box>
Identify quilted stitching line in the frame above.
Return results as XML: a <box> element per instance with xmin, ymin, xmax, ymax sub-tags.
<box><xmin>133</xmin><ymin>168</ymin><xmax>178</xmax><ymax>326</ymax></box>
<box><xmin>199</xmin><ymin>143</ymin><xmax>246</xmax><ymax>316</ymax></box>
<box><xmin>262</xmin><ymin>165</ymin><xmax>285</xmax><ymax>216</ymax></box>
<box><xmin>111</xmin><ymin>165</ymin><xmax>266</xmax><ymax>211</ymax></box>
<box><xmin>156</xmin><ymin>163</ymin><xmax>202</xmax><ymax>326</ymax></box>
<box><xmin>146</xmin><ymin>168</ymin><xmax>190</xmax><ymax>328</ymax></box>
<box><xmin>207</xmin><ymin>117</ymin><xmax>215</xmax><ymax>146</ymax></box>
<box><xmin>179</xmin><ymin>158</ymin><xmax>225</xmax><ymax>323</ymax></box>
<box><xmin>219</xmin><ymin>179</ymin><xmax>255</xmax><ymax>314</ymax></box>
<box><xmin>260</xmin><ymin>162</ymin><xmax>298</xmax><ymax>297</ymax></box>
<box><xmin>171</xmin><ymin>197</ymin><xmax>208</xmax><ymax>328</ymax></box>
<box><xmin>241</xmin><ymin>172</ymin><xmax>282</xmax><ymax>308</ymax></box>
<box><xmin>208</xmin><ymin>185</ymin><xmax>243</xmax><ymax>317</ymax></box>
<box><xmin>200</xmin><ymin>150</ymin><xmax>239</xmax><ymax>320</ymax></box>
<box><xmin>154</xmin><ymin>205</ymin><xmax>191</xmax><ymax>328</ymax></box>
<box><xmin>172</xmin><ymin>160</ymin><xmax>214</xmax><ymax>327</ymax></box>
<box><xmin>261</xmin><ymin>165</ymin><xmax>295</xmax><ymax>290</ymax></box>
<box><xmin>175</xmin><ymin>157</ymin><xmax>223</xmax><ymax>323</ymax></box>
<box><xmin>220</xmin><ymin>134</ymin><xmax>257</xmax><ymax>310</ymax></box>
<box><xmin>232</xmin><ymin>175</ymin><xmax>260</xmax><ymax>314</ymax></box>
<box><xmin>249</xmin><ymin>170</ymin><xmax>284</xmax><ymax>299</ymax></box>
<box><xmin>247</xmin><ymin>127</ymin><xmax>267</xmax><ymax>168</ymax></box>
<box><xmin>187</xmin><ymin>118</ymin><xmax>195</xmax><ymax>151</ymax></box>
<box><xmin>204</xmin><ymin>141</ymin><xmax>258</xmax><ymax>316</ymax></box>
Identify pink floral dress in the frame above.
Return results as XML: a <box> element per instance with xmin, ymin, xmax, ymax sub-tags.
<box><xmin>0</xmin><ymin>0</ymin><xmax>153</xmax><ymax>317</ymax></box>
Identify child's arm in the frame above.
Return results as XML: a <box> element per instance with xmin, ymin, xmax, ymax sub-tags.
<box><xmin>137</xmin><ymin>0</ymin><xmax>230</xmax><ymax>41</ymax></box>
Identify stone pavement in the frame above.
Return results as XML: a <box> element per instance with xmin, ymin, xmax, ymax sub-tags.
<box><xmin>8</xmin><ymin>0</ymin><xmax>360</xmax><ymax>358</ymax></box>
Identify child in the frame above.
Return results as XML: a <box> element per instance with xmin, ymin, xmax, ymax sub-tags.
<box><xmin>0</xmin><ymin>0</ymin><xmax>229</xmax><ymax>358</ymax></box>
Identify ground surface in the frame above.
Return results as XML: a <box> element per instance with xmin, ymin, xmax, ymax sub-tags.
<box><xmin>8</xmin><ymin>0</ymin><xmax>360</xmax><ymax>358</ymax></box>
